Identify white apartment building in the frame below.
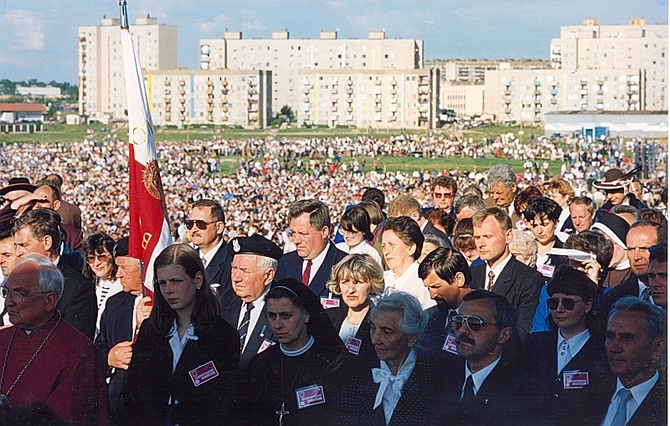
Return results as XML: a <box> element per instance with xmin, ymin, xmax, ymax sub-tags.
<box><xmin>297</xmin><ymin>69</ymin><xmax>439</xmax><ymax>129</ymax></box>
<box><xmin>78</xmin><ymin>16</ymin><xmax>177</xmax><ymax>120</ymax></box>
<box><xmin>484</xmin><ymin>18</ymin><xmax>667</xmax><ymax>123</ymax></box>
<box><xmin>199</xmin><ymin>30</ymin><xmax>423</xmax><ymax>116</ymax></box>
<box><xmin>145</xmin><ymin>69</ymin><xmax>271</xmax><ymax>129</ymax></box>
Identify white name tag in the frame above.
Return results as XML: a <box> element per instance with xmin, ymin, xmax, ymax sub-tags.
<box><xmin>345</xmin><ymin>336</ymin><xmax>362</xmax><ymax>355</ymax></box>
<box><xmin>320</xmin><ymin>297</ymin><xmax>340</xmax><ymax>309</ymax></box>
<box><xmin>442</xmin><ymin>334</ymin><xmax>459</xmax><ymax>355</ymax></box>
<box><xmin>188</xmin><ymin>360</ymin><xmax>219</xmax><ymax>387</ymax></box>
<box><xmin>296</xmin><ymin>384</ymin><xmax>326</xmax><ymax>409</ymax></box>
<box><xmin>563</xmin><ymin>370</ymin><xmax>589</xmax><ymax>389</ymax></box>
<box><xmin>539</xmin><ymin>264</ymin><xmax>555</xmax><ymax>278</ymax></box>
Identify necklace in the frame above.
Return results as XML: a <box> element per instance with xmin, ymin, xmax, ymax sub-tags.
<box><xmin>0</xmin><ymin>316</ymin><xmax>62</xmax><ymax>398</ymax></box>
<box><xmin>277</xmin><ymin>339</ymin><xmax>312</xmax><ymax>425</ymax></box>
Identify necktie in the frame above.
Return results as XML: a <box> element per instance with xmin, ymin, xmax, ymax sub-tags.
<box><xmin>641</xmin><ymin>286</ymin><xmax>652</xmax><ymax>302</ymax></box>
<box><xmin>371</xmin><ymin>368</ymin><xmax>404</xmax><ymax>410</ymax></box>
<box><xmin>200</xmin><ymin>256</ymin><xmax>208</xmax><ymax>268</ymax></box>
<box><xmin>238</xmin><ymin>302</ymin><xmax>254</xmax><ymax>352</ymax></box>
<box><xmin>460</xmin><ymin>375</ymin><xmax>476</xmax><ymax>404</ymax></box>
<box><xmin>301</xmin><ymin>260</ymin><xmax>312</xmax><ymax>286</ymax></box>
<box><xmin>487</xmin><ymin>270</ymin><xmax>495</xmax><ymax>291</ymax></box>
<box><xmin>611</xmin><ymin>388</ymin><xmax>633</xmax><ymax>426</ymax></box>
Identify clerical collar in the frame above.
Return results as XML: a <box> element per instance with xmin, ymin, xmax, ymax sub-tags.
<box><xmin>280</xmin><ymin>335</ymin><xmax>314</xmax><ymax>357</ymax></box>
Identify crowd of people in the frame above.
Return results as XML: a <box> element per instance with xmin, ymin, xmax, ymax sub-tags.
<box><xmin>0</xmin><ymin>131</ymin><xmax>667</xmax><ymax>425</ymax></box>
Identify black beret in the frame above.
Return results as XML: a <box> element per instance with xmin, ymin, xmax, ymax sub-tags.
<box><xmin>114</xmin><ymin>236</ymin><xmax>130</xmax><ymax>258</ymax></box>
<box><xmin>229</xmin><ymin>234</ymin><xmax>282</xmax><ymax>260</ymax></box>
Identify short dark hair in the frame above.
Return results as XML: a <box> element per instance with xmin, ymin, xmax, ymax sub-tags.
<box><xmin>361</xmin><ymin>187</ymin><xmax>386</xmax><ymax>211</ymax></box>
<box><xmin>381</xmin><ymin>216</ymin><xmax>424</xmax><ymax>261</ymax></box>
<box><xmin>523</xmin><ymin>197</ymin><xmax>561</xmax><ymax>223</ymax></box>
<box><xmin>340</xmin><ymin>206</ymin><xmax>373</xmax><ymax>242</ymax></box>
<box><xmin>547</xmin><ymin>265</ymin><xmax>599</xmax><ymax>302</ymax></box>
<box><xmin>565</xmin><ymin>230</ymin><xmax>613</xmax><ymax>272</ymax></box>
<box><xmin>462</xmin><ymin>289</ymin><xmax>516</xmax><ymax>332</ymax></box>
<box><xmin>639</xmin><ymin>208</ymin><xmax>668</xmax><ymax>229</ymax></box>
<box><xmin>418</xmin><ymin>247</ymin><xmax>471</xmax><ymax>288</ymax></box>
<box><xmin>432</xmin><ymin>175</ymin><xmax>457</xmax><ymax>193</ymax></box>
<box><xmin>649</xmin><ymin>243</ymin><xmax>667</xmax><ymax>265</ymax></box>
<box><xmin>82</xmin><ymin>232</ymin><xmax>118</xmax><ymax>281</ymax></box>
<box><xmin>12</xmin><ymin>209</ymin><xmax>62</xmax><ymax>252</ymax></box>
<box><xmin>192</xmin><ymin>199</ymin><xmax>225</xmax><ymax>222</ymax></box>
<box><xmin>288</xmin><ymin>199</ymin><xmax>331</xmax><ymax>232</ymax></box>
<box><xmin>514</xmin><ymin>186</ymin><xmax>543</xmax><ymax>216</ymax></box>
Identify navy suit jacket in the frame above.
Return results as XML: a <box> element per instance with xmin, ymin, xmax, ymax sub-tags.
<box><xmin>201</xmin><ymin>241</ymin><xmax>232</xmax><ymax>303</ymax></box>
<box><xmin>275</xmin><ymin>242</ymin><xmax>347</xmax><ymax>299</ymax></box>
<box><xmin>58</xmin><ymin>263</ymin><xmax>97</xmax><ymax>340</ymax></box>
<box><xmin>471</xmin><ymin>257</ymin><xmax>544</xmax><ymax>340</ymax></box>
<box><xmin>221</xmin><ymin>294</ymin><xmax>276</xmax><ymax>369</ymax></box>
<box><xmin>326</xmin><ymin>306</ymin><xmax>375</xmax><ymax>358</ymax></box>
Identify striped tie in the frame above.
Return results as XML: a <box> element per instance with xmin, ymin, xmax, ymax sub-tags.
<box><xmin>487</xmin><ymin>270</ymin><xmax>495</xmax><ymax>291</ymax></box>
<box><xmin>238</xmin><ymin>302</ymin><xmax>254</xmax><ymax>352</ymax></box>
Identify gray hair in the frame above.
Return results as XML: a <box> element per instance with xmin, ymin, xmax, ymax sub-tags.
<box><xmin>20</xmin><ymin>253</ymin><xmax>64</xmax><ymax>301</ymax></box>
<box><xmin>486</xmin><ymin>164</ymin><xmax>517</xmax><ymax>188</ymax></box>
<box><xmin>610</xmin><ymin>296</ymin><xmax>666</xmax><ymax>341</ymax></box>
<box><xmin>372</xmin><ymin>291</ymin><xmax>427</xmax><ymax>337</ymax></box>
<box><xmin>256</xmin><ymin>256</ymin><xmax>278</xmax><ymax>273</ymax></box>
<box><xmin>423</xmin><ymin>234</ymin><xmax>449</xmax><ymax>249</ymax></box>
<box><xmin>454</xmin><ymin>194</ymin><xmax>486</xmax><ymax>215</ymax></box>
<box><xmin>509</xmin><ymin>230</ymin><xmax>538</xmax><ymax>267</ymax></box>
<box><xmin>611</xmin><ymin>205</ymin><xmax>643</xmax><ymax>224</ymax></box>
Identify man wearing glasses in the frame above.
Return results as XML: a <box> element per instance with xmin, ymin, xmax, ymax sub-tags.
<box><xmin>186</xmin><ymin>199</ymin><xmax>232</xmax><ymax>299</ymax></box>
<box><xmin>440</xmin><ymin>290</ymin><xmax>546</xmax><ymax>424</ymax></box>
<box><xmin>430</xmin><ymin>175</ymin><xmax>458</xmax><ymax>220</ymax></box>
<box><xmin>0</xmin><ymin>254</ymin><xmax>109</xmax><ymax>424</ymax></box>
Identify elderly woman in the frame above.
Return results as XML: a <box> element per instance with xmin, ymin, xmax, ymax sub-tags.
<box><xmin>335</xmin><ymin>206</ymin><xmax>383</xmax><ymax>266</ymax></box>
<box><xmin>452</xmin><ymin>218</ymin><xmax>483</xmax><ymax>266</ymax></box>
<box><xmin>418</xmin><ymin>234</ymin><xmax>449</xmax><ymax>263</ymax></box>
<box><xmin>523</xmin><ymin>266</ymin><xmax>609</xmax><ymax>424</ymax></box>
<box><xmin>326</xmin><ymin>254</ymin><xmax>385</xmax><ymax>357</ymax></box>
<box><xmin>381</xmin><ymin>217</ymin><xmax>435</xmax><ymax>309</ymax></box>
<box><xmin>82</xmin><ymin>232</ymin><xmax>123</xmax><ymax>338</ymax></box>
<box><xmin>234</xmin><ymin>278</ymin><xmax>346</xmax><ymax>424</ymax></box>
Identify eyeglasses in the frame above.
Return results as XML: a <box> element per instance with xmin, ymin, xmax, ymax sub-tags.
<box><xmin>434</xmin><ymin>192</ymin><xmax>454</xmax><ymax>199</ymax></box>
<box><xmin>0</xmin><ymin>286</ymin><xmax>50</xmax><ymax>303</ymax></box>
<box><xmin>547</xmin><ymin>297</ymin><xmax>584</xmax><ymax>311</ymax></box>
<box><xmin>646</xmin><ymin>272</ymin><xmax>668</xmax><ymax>281</ymax></box>
<box><xmin>450</xmin><ymin>314</ymin><xmax>497</xmax><ymax>332</ymax></box>
<box><xmin>185</xmin><ymin>219</ymin><xmax>217</xmax><ymax>230</ymax></box>
<box><xmin>86</xmin><ymin>254</ymin><xmax>110</xmax><ymax>264</ymax></box>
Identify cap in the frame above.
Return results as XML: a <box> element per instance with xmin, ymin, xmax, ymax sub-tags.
<box><xmin>0</xmin><ymin>177</ymin><xmax>36</xmax><ymax>196</ymax></box>
<box><xmin>229</xmin><ymin>234</ymin><xmax>282</xmax><ymax>260</ymax></box>
<box><xmin>114</xmin><ymin>237</ymin><xmax>130</xmax><ymax>258</ymax></box>
<box><xmin>591</xmin><ymin>213</ymin><xmax>630</xmax><ymax>249</ymax></box>
<box><xmin>592</xmin><ymin>166</ymin><xmax>641</xmax><ymax>191</ymax></box>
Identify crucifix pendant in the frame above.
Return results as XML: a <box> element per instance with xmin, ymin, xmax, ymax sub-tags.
<box><xmin>275</xmin><ymin>402</ymin><xmax>289</xmax><ymax>426</ymax></box>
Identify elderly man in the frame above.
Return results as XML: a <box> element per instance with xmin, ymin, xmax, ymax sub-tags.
<box><xmin>0</xmin><ymin>254</ymin><xmax>109</xmax><ymax>425</ymax></box>
<box><xmin>648</xmin><ymin>244</ymin><xmax>667</xmax><ymax>310</ymax></box>
<box><xmin>440</xmin><ymin>290</ymin><xmax>545</xmax><ymax>424</ymax></box>
<box><xmin>598</xmin><ymin>297</ymin><xmax>666</xmax><ymax>425</ymax></box>
<box><xmin>416</xmin><ymin>247</ymin><xmax>473</xmax><ymax>356</ymax></box>
<box><xmin>94</xmin><ymin>237</ymin><xmax>150</xmax><ymax>422</ymax></box>
<box><xmin>221</xmin><ymin>234</ymin><xmax>282</xmax><ymax>368</ymax></box>
<box><xmin>454</xmin><ymin>194</ymin><xmax>485</xmax><ymax>222</ymax></box>
<box><xmin>483</xmin><ymin>164</ymin><xmax>520</xmax><ymax>223</ymax></box>
<box><xmin>186</xmin><ymin>199</ymin><xmax>232</xmax><ymax>298</ymax></box>
<box><xmin>331</xmin><ymin>292</ymin><xmax>445</xmax><ymax>425</ymax></box>
<box><xmin>470</xmin><ymin>207</ymin><xmax>544</xmax><ymax>339</ymax></box>
<box><xmin>12</xmin><ymin>209</ymin><xmax>96</xmax><ymax>339</ymax></box>
<box><xmin>569</xmin><ymin>196</ymin><xmax>597</xmax><ymax>234</ymax></box>
<box><xmin>275</xmin><ymin>199</ymin><xmax>346</xmax><ymax>304</ymax></box>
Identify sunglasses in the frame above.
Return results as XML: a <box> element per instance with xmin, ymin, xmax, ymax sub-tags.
<box><xmin>450</xmin><ymin>314</ymin><xmax>497</xmax><ymax>332</ymax></box>
<box><xmin>86</xmin><ymin>254</ymin><xmax>111</xmax><ymax>264</ymax></box>
<box><xmin>647</xmin><ymin>272</ymin><xmax>668</xmax><ymax>281</ymax></box>
<box><xmin>185</xmin><ymin>219</ymin><xmax>217</xmax><ymax>230</ymax></box>
<box><xmin>547</xmin><ymin>297</ymin><xmax>584</xmax><ymax>311</ymax></box>
<box><xmin>434</xmin><ymin>192</ymin><xmax>454</xmax><ymax>199</ymax></box>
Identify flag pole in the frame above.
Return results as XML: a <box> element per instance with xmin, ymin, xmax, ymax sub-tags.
<box><xmin>119</xmin><ymin>0</ymin><xmax>129</xmax><ymax>30</ymax></box>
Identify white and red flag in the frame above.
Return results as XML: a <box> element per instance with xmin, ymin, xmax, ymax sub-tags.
<box><xmin>120</xmin><ymin>21</ymin><xmax>172</xmax><ymax>296</ymax></box>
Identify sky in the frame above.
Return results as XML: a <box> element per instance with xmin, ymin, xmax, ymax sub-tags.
<box><xmin>0</xmin><ymin>0</ymin><xmax>666</xmax><ymax>84</ymax></box>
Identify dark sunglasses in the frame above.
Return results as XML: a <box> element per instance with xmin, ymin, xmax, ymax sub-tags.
<box><xmin>647</xmin><ymin>272</ymin><xmax>668</xmax><ymax>281</ymax></box>
<box><xmin>86</xmin><ymin>254</ymin><xmax>111</xmax><ymax>264</ymax></box>
<box><xmin>434</xmin><ymin>192</ymin><xmax>454</xmax><ymax>199</ymax></box>
<box><xmin>450</xmin><ymin>314</ymin><xmax>497</xmax><ymax>332</ymax></box>
<box><xmin>185</xmin><ymin>219</ymin><xmax>217</xmax><ymax>230</ymax></box>
<box><xmin>547</xmin><ymin>297</ymin><xmax>583</xmax><ymax>311</ymax></box>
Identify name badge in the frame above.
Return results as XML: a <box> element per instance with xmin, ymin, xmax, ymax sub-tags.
<box><xmin>295</xmin><ymin>384</ymin><xmax>326</xmax><ymax>409</ymax></box>
<box><xmin>258</xmin><ymin>338</ymin><xmax>276</xmax><ymax>354</ymax></box>
<box><xmin>563</xmin><ymin>370</ymin><xmax>589</xmax><ymax>389</ymax></box>
<box><xmin>442</xmin><ymin>334</ymin><xmax>459</xmax><ymax>355</ymax></box>
<box><xmin>345</xmin><ymin>336</ymin><xmax>362</xmax><ymax>355</ymax></box>
<box><xmin>539</xmin><ymin>264</ymin><xmax>555</xmax><ymax>278</ymax></box>
<box><xmin>320</xmin><ymin>297</ymin><xmax>340</xmax><ymax>310</ymax></box>
<box><xmin>188</xmin><ymin>361</ymin><xmax>219</xmax><ymax>387</ymax></box>
<box><xmin>516</xmin><ymin>220</ymin><xmax>527</xmax><ymax>230</ymax></box>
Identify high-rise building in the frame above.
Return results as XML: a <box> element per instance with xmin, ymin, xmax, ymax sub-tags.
<box><xmin>78</xmin><ymin>16</ymin><xmax>177</xmax><ymax>120</ymax></box>
<box><xmin>199</xmin><ymin>30</ymin><xmax>423</xmax><ymax>116</ymax></box>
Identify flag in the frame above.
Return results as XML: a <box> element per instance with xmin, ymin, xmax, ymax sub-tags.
<box><xmin>121</xmin><ymin>26</ymin><xmax>172</xmax><ymax>296</ymax></box>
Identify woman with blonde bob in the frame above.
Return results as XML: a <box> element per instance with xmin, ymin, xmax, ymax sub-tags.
<box><xmin>122</xmin><ymin>244</ymin><xmax>240</xmax><ymax>425</ymax></box>
<box><xmin>326</xmin><ymin>253</ymin><xmax>385</xmax><ymax>357</ymax></box>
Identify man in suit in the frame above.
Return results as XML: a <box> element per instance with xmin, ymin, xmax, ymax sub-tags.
<box><xmin>441</xmin><ymin>290</ymin><xmax>546</xmax><ymax>425</ymax></box>
<box><xmin>388</xmin><ymin>195</ymin><xmax>450</xmax><ymax>244</ymax></box>
<box><xmin>94</xmin><ymin>236</ymin><xmax>146</xmax><ymax>422</ymax></box>
<box><xmin>275</xmin><ymin>199</ymin><xmax>346</xmax><ymax>303</ymax></box>
<box><xmin>30</xmin><ymin>184</ymin><xmax>83</xmax><ymax>251</ymax></box>
<box><xmin>186</xmin><ymin>199</ymin><xmax>232</xmax><ymax>300</ymax></box>
<box><xmin>222</xmin><ymin>234</ymin><xmax>282</xmax><ymax>368</ymax></box>
<box><xmin>483</xmin><ymin>164</ymin><xmax>521</xmax><ymax>224</ymax></box>
<box><xmin>599</xmin><ymin>297</ymin><xmax>666</xmax><ymax>425</ymax></box>
<box><xmin>12</xmin><ymin>209</ymin><xmax>96</xmax><ymax>339</ymax></box>
<box><xmin>428</xmin><ymin>175</ymin><xmax>458</xmax><ymax>221</ymax></box>
<box><xmin>648</xmin><ymin>244</ymin><xmax>667</xmax><ymax>310</ymax></box>
<box><xmin>331</xmin><ymin>291</ymin><xmax>444</xmax><ymax>425</ymax></box>
<box><xmin>41</xmin><ymin>173</ymin><xmax>82</xmax><ymax>230</ymax></box>
<box><xmin>416</xmin><ymin>247</ymin><xmax>472</xmax><ymax>356</ymax></box>
<box><xmin>471</xmin><ymin>207</ymin><xmax>544</xmax><ymax>339</ymax></box>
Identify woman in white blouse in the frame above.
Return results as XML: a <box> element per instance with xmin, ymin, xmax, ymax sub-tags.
<box><xmin>335</xmin><ymin>205</ymin><xmax>383</xmax><ymax>266</ymax></box>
